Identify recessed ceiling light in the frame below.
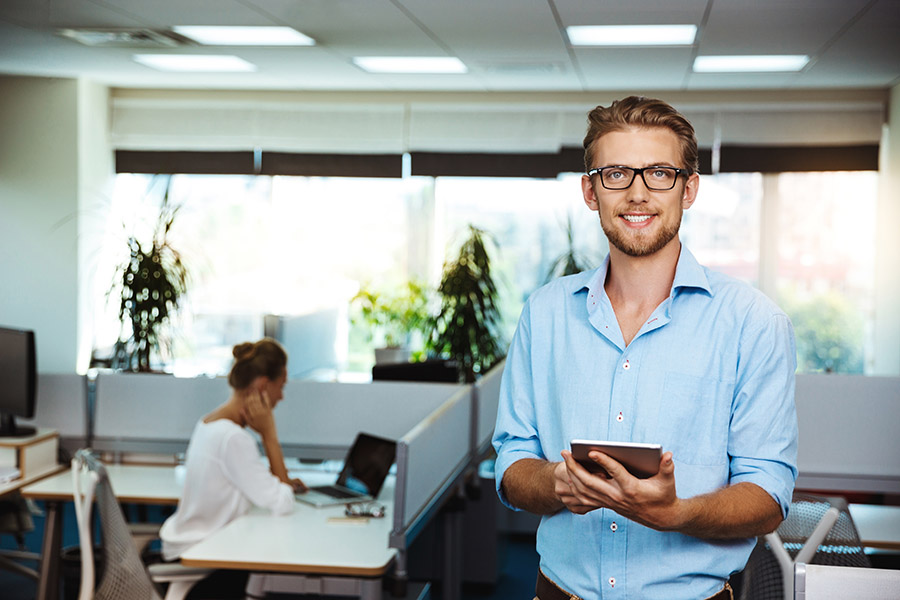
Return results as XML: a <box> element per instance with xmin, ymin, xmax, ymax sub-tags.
<box><xmin>172</xmin><ymin>26</ymin><xmax>314</xmax><ymax>46</ymax></box>
<box><xmin>133</xmin><ymin>54</ymin><xmax>258</xmax><ymax>72</ymax></box>
<box><xmin>566</xmin><ymin>25</ymin><xmax>697</xmax><ymax>46</ymax></box>
<box><xmin>693</xmin><ymin>55</ymin><xmax>809</xmax><ymax>72</ymax></box>
<box><xmin>352</xmin><ymin>57</ymin><xmax>467</xmax><ymax>74</ymax></box>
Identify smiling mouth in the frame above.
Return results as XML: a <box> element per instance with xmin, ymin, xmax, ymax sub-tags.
<box><xmin>621</xmin><ymin>214</ymin><xmax>653</xmax><ymax>223</ymax></box>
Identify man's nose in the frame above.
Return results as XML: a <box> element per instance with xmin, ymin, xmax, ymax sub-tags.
<box><xmin>625</xmin><ymin>174</ymin><xmax>652</xmax><ymax>201</ymax></box>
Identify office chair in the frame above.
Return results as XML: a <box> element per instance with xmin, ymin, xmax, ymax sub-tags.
<box><xmin>0</xmin><ymin>490</ymin><xmax>40</xmax><ymax>582</ymax></box>
<box><xmin>71</xmin><ymin>449</ymin><xmax>211</xmax><ymax>600</ymax></box>
<box><xmin>739</xmin><ymin>493</ymin><xmax>870</xmax><ymax>600</ymax></box>
<box><xmin>794</xmin><ymin>563</ymin><xmax>900</xmax><ymax>599</ymax></box>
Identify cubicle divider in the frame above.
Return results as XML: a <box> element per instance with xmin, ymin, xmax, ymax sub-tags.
<box><xmin>276</xmin><ymin>380</ymin><xmax>461</xmax><ymax>460</ymax></box>
<box><xmin>92</xmin><ymin>372</ymin><xmax>229</xmax><ymax>456</ymax></box>
<box><xmin>21</xmin><ymin>374</ymin><xmax>89</xmax><ymax>453</ymax></box>
<box><xmin>794</xmin><ymin>374</ymin><xmax>900</xmax><ymax>494</ymax></box>
<box><xmin>391</xmin><ymin>385</ymin><xmax>473</xmax><ymax>549</ymax></box>
<box><xmin>471</xmin><ymin>359</ymin><xmax>504</xmax><ymax>458</ymax></box>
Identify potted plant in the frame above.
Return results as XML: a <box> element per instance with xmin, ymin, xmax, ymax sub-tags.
<box><xmin>110</xmin><ymin>176</ymin><xmax>189</xmax><ymax>372</ymax></box>
<box><xmin>352</xmin><ymin>280</ymin><xmax>430</xmax><ymax>364</ymax></box>
<box><xmin>544</xmin><ymin>213</ymin><xmax>593</xmax><ymax>282</ymax></box>
<box><xmin>427</xmin><ymin>225</ymin><xmax>505</xmax><ymax>383</ymax></box>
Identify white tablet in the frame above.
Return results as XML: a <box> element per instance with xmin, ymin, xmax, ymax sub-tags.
<box><xmin>570</xmin><ymin>439</ymin><xmax>662</xmax><ymax>479</ymax></box>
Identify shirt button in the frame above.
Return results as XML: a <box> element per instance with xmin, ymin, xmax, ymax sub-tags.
<box><xmin>608</xmin><ymin>577</ymin><xmax>616</xmax><ymax>588</ymax></box>
<box><xmin>616</xmin><ymin>411</ymin><xmax>624</xmax><ymax>422</ymax></box>
<box><xmin>622</xmin><ymin>359</ymin><xmax>630</xmax><ymax>370</ymax></box>
<box><xmin>610</xmin><ymin>522</ymin><xmax>618</xmax><ymax>532</ymax></box>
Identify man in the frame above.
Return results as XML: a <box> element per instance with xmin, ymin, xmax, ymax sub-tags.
<box><xmin>492</xmin><ymin>96</ymin><xmax>798</xmax><ymax>600</ymax></box>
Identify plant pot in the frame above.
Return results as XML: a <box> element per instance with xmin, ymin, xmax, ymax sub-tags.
<box><xmin>374</xmin><ymin>347</ymin><xmax>410</xmax><ymax>365</ymax></box>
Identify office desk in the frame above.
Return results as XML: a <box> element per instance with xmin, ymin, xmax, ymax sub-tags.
<box><xmin>21</xmin><ymin>464</ymin><xmax>182</xmax><ymax>600</ymax></box>
<box><xmin>181</xmin><ymin>472</ymin><xmax>398</xmax><ymax>599</ymax></box>
<box><xmin>23</xmin><ymin>465</ymin><xmax>399</xmax><ymax>600</ymax></box>
<box><xmin>849</xmin><ymin>503</ymin><xmax>900</xmax><ymax>551</ymax></box>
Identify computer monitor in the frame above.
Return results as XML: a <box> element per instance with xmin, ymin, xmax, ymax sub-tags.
<box><xmin>0</xmin><ymin>326</ymin><xmax>37</xmax><ymax>437</ymax></box>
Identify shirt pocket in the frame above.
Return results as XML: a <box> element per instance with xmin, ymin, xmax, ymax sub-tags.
<box><xmin>658</xmin><ymin>372</ymin><xmax>732</xmax><ymax>466</ymax></box>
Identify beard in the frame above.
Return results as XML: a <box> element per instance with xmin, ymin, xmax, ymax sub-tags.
<box><xmin>600</xmin><ymin>209</ymin><xmax>682</xmax><ymax>257</ymax></box>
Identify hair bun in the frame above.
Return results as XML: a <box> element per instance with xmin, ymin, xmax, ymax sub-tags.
<box><xmin>232</xmin><ymin>342</ymin><xmax>256</xmax><ymax>360</ymax></box>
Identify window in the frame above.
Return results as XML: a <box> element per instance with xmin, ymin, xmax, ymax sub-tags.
<box><xmin>92</xmin><ymin>169</ymin><xmax>881</xmax><ymax>378</ymax></box>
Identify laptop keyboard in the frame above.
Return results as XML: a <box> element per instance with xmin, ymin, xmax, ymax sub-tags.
<box><xmin>317</xmin><ymin>485</ymin><xmax>358</xmax><ymax>499</ymax></box>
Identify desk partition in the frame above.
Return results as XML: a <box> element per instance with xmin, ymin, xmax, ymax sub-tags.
<box><xmin>92</xmin><ymin>372</ymin><xmax>228</xmax><ymax>456</ymax></box>
<box><xmin>21</xmin><ymin>374</ymin><xmax>88</xmax><ymax>442</ymax></box>
<box><xmin>795</xmin><ymin>374</ymin><xmax>900</xmax><ymax>494</ymax></box>
<box><xmin>472</xmin><ymin>359</ymin><xmax>504</xmax><ymax>458</ymax></box>
<box><xmin>276</xmin><ymin>380</ymin><xmax>461</xmax><ymax>460</ymax></box>
<box><xmin>391</xmin><ymin>385</ymin><xmax>473</xmax><ymax>551</ymax></box>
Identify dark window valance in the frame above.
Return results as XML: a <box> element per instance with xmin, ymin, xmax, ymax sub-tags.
<box><xmin>116</xmin><ymin>144</ymin><xmax>879</xmax><ymax>177</ymax></box>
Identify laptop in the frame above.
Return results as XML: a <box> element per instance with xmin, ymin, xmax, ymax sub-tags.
<box><xmin>296</xmin><ymin>432</ymin><xmax>397</xmax><ymax>507</ymax></box>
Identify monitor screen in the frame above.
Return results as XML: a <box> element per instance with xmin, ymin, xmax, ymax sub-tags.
<box><xmin>0</xmin><ymin>326</ymin><xmax>37</xmax><ymax>437</ymax></box>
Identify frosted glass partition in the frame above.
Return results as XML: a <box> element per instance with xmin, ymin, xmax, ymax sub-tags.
<box><xmin>473</xmin><ymin>360</ymin><xmax>504</xmax><ymax>455</ymax></box>
<box><xmin>795</xmin><ymin>374</ymin><xmax>900</xmax><ymax>493</ymax></box>
<box><xmin>93</xmin><ymin>372</ymin><xmax>228</xmax><ymax>444</ymax></box>
<box><xmin>393</xmin><ymin>385</ymin><xmax>472</xmax><ymax>540</ymax></box>
<box><xmin>21</xmin><ymin>373</ymin><xmax>87</xmax><ymax>437</ymax></box>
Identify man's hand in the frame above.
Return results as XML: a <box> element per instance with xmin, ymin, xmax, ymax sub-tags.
<box><xmin>558</xmin><ymin>449</ymin><xmax>684</xmax><ymax>530</ymax></box>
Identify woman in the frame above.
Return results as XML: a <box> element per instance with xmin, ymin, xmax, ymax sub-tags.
<box><xmin>159</xmin><ymin>338</ymin><xmax>306</xmax><ymax>560</ymax></box>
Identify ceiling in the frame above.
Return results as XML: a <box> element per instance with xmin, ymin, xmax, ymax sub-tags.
<box><xmin>0</xmin><ymin>0</ymin><xmax>898</xmax><ymax>93</ymax></box>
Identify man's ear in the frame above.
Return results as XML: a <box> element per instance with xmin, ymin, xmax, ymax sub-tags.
<box><xmin>582</xmin><ymin>174</ymin><xmax>599</xmax><ymax>212</ymax></box>
<box><xmin>681</xmin><ymin>172</ymin><xmax>699</xmax><ymax>210</ymax></box>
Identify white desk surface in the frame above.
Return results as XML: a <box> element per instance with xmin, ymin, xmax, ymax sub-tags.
<box><xmin>849</xmin><ymin>503</ymin><xmax>900</xmax><ymax>551</ymax></box>
<box><xmin>21</xmin><ymin>464</ymin><xmax>182</xmax><ymax>505</ymax></box>
<box><xmin>181</xmin><ymin>471</ymin><xmax>397</xmax><ymax>577</ymax></box>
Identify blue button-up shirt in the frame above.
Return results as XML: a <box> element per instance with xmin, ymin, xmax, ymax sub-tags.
<box><xmin>493</xmin><ymin>246</ymin><xmax>798</xmax><ymax>600</ymax></box>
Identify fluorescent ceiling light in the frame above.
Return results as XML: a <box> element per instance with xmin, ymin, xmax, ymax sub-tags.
<box><xmin>566</xmin><ymin>25</ymin><xmax>697</xmax><ymax>46</ymax></box>
<box><xmin>353</xmin><ymin>56</ymin><xmax>467</xmax><ymax>74</ymax></box>
<box><xmin>172</xmin><ymin>26</ymin><xmax>314</xmax><ymax>46</ymax></box>
<box><xmin>693</xmin><ymin>55</ymin><xmax>809</xmax><ymax>72</ymax></box>
<box><xmin>133</xmin><ymin>54</ymin><xmax>258</xmax><ymax>72</ymax></box>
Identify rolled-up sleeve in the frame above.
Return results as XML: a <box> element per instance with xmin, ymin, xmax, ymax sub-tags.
<box><xmin>492</xmin><ymin>300</ymin><xmax>546</xmax><ymax>510</ymax></box>
<box><xmin>729</xmin><ymin>312</ymin><xmax>798</xmax><ymax>518</ymax></box>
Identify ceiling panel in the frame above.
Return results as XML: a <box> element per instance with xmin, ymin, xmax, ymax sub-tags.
<box><xmin>574</xmin><ymin>47</ymin><xmax>696</xmax><ymax>91</ymax></box>
<box><xmin>554</xmin><ymin>0</ymin><xmax>708</xmax><ymax>26</ymax></box>
<box><xmin>698</xmin><ymin>0</ymin><xmax>870</xmax><ymax>54</ymax></box>
<box><xmin>0</xmin><ymin>0</ymin><xmax>895</xmax><ymax>92</ymax></box>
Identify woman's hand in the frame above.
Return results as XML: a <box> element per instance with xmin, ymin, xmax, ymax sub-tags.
<box><xmin>241</xmin><ymin>382</ymin><xmax>277</xmax><ymax>437</ymax></box>
<box><xmin>290</xmin><ymin>478</ymin><xmax>308</xmax><ymax>494</ymax></box>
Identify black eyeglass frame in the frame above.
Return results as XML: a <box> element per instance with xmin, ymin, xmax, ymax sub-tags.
<box><xmin>586</xmin><ymin>165</ymin><xmax>689</xmax><ymax>191</ymax></box>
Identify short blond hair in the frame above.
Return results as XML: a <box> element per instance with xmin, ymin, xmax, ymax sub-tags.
<box><xmin>583</xmin><ymin>96</ymin><xmax>699</xmax><ymax>174</ymax></box>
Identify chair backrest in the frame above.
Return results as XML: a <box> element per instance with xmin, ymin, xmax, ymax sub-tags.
<box><xmin>71</xmin><ymin>449</ymin><xmax>161</xmax><ymax>600</ymax></box>
<box><xmin>795</xmin><ymin>563</ymin><xmax>900</xmax><ymax>599</ymax></box>
<box><xmin>738</xmin><ymin>494</ymin><xmax>870</xmax><ymax>600</ymax></box>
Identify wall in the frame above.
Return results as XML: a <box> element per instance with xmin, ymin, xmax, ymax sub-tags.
<box><xmin>76</xmin><ymin>79</ymin><xmax>114</xmax><ymax>373</ymax></box>
<box><xmin>0</xmin><ymin>76</ymin><xmax>81</xmax><ymax>373</ymax></box>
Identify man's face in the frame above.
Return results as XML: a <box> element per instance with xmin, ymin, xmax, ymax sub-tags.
<box><xmin>581</xmin><ymin>127</ymin><xmax>698</xmax><ymax>258</ymax></box>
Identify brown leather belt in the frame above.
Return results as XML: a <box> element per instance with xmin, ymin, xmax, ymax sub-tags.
<box><xmin>535</xmin><ymin>570</ymin><xmax>732</xmax><ymax>600</ymax></box>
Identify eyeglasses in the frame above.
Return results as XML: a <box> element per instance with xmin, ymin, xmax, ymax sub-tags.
<box><xmin>586</xmin><ymin>165</ymin><xmax>687</xmax><ymax>191</ymax></box>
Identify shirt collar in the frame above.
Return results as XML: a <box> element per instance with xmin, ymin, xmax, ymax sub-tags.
<box><xmin>576</xmin><ymin>244</ymin><xmax>712</xmax><ymax>298</ymax></box>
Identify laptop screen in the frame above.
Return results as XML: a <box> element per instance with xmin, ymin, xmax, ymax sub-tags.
<box><xmin>335</xmin><ymin>432</ymin><xmax>397</xmax><ymax>497</ymax></box>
